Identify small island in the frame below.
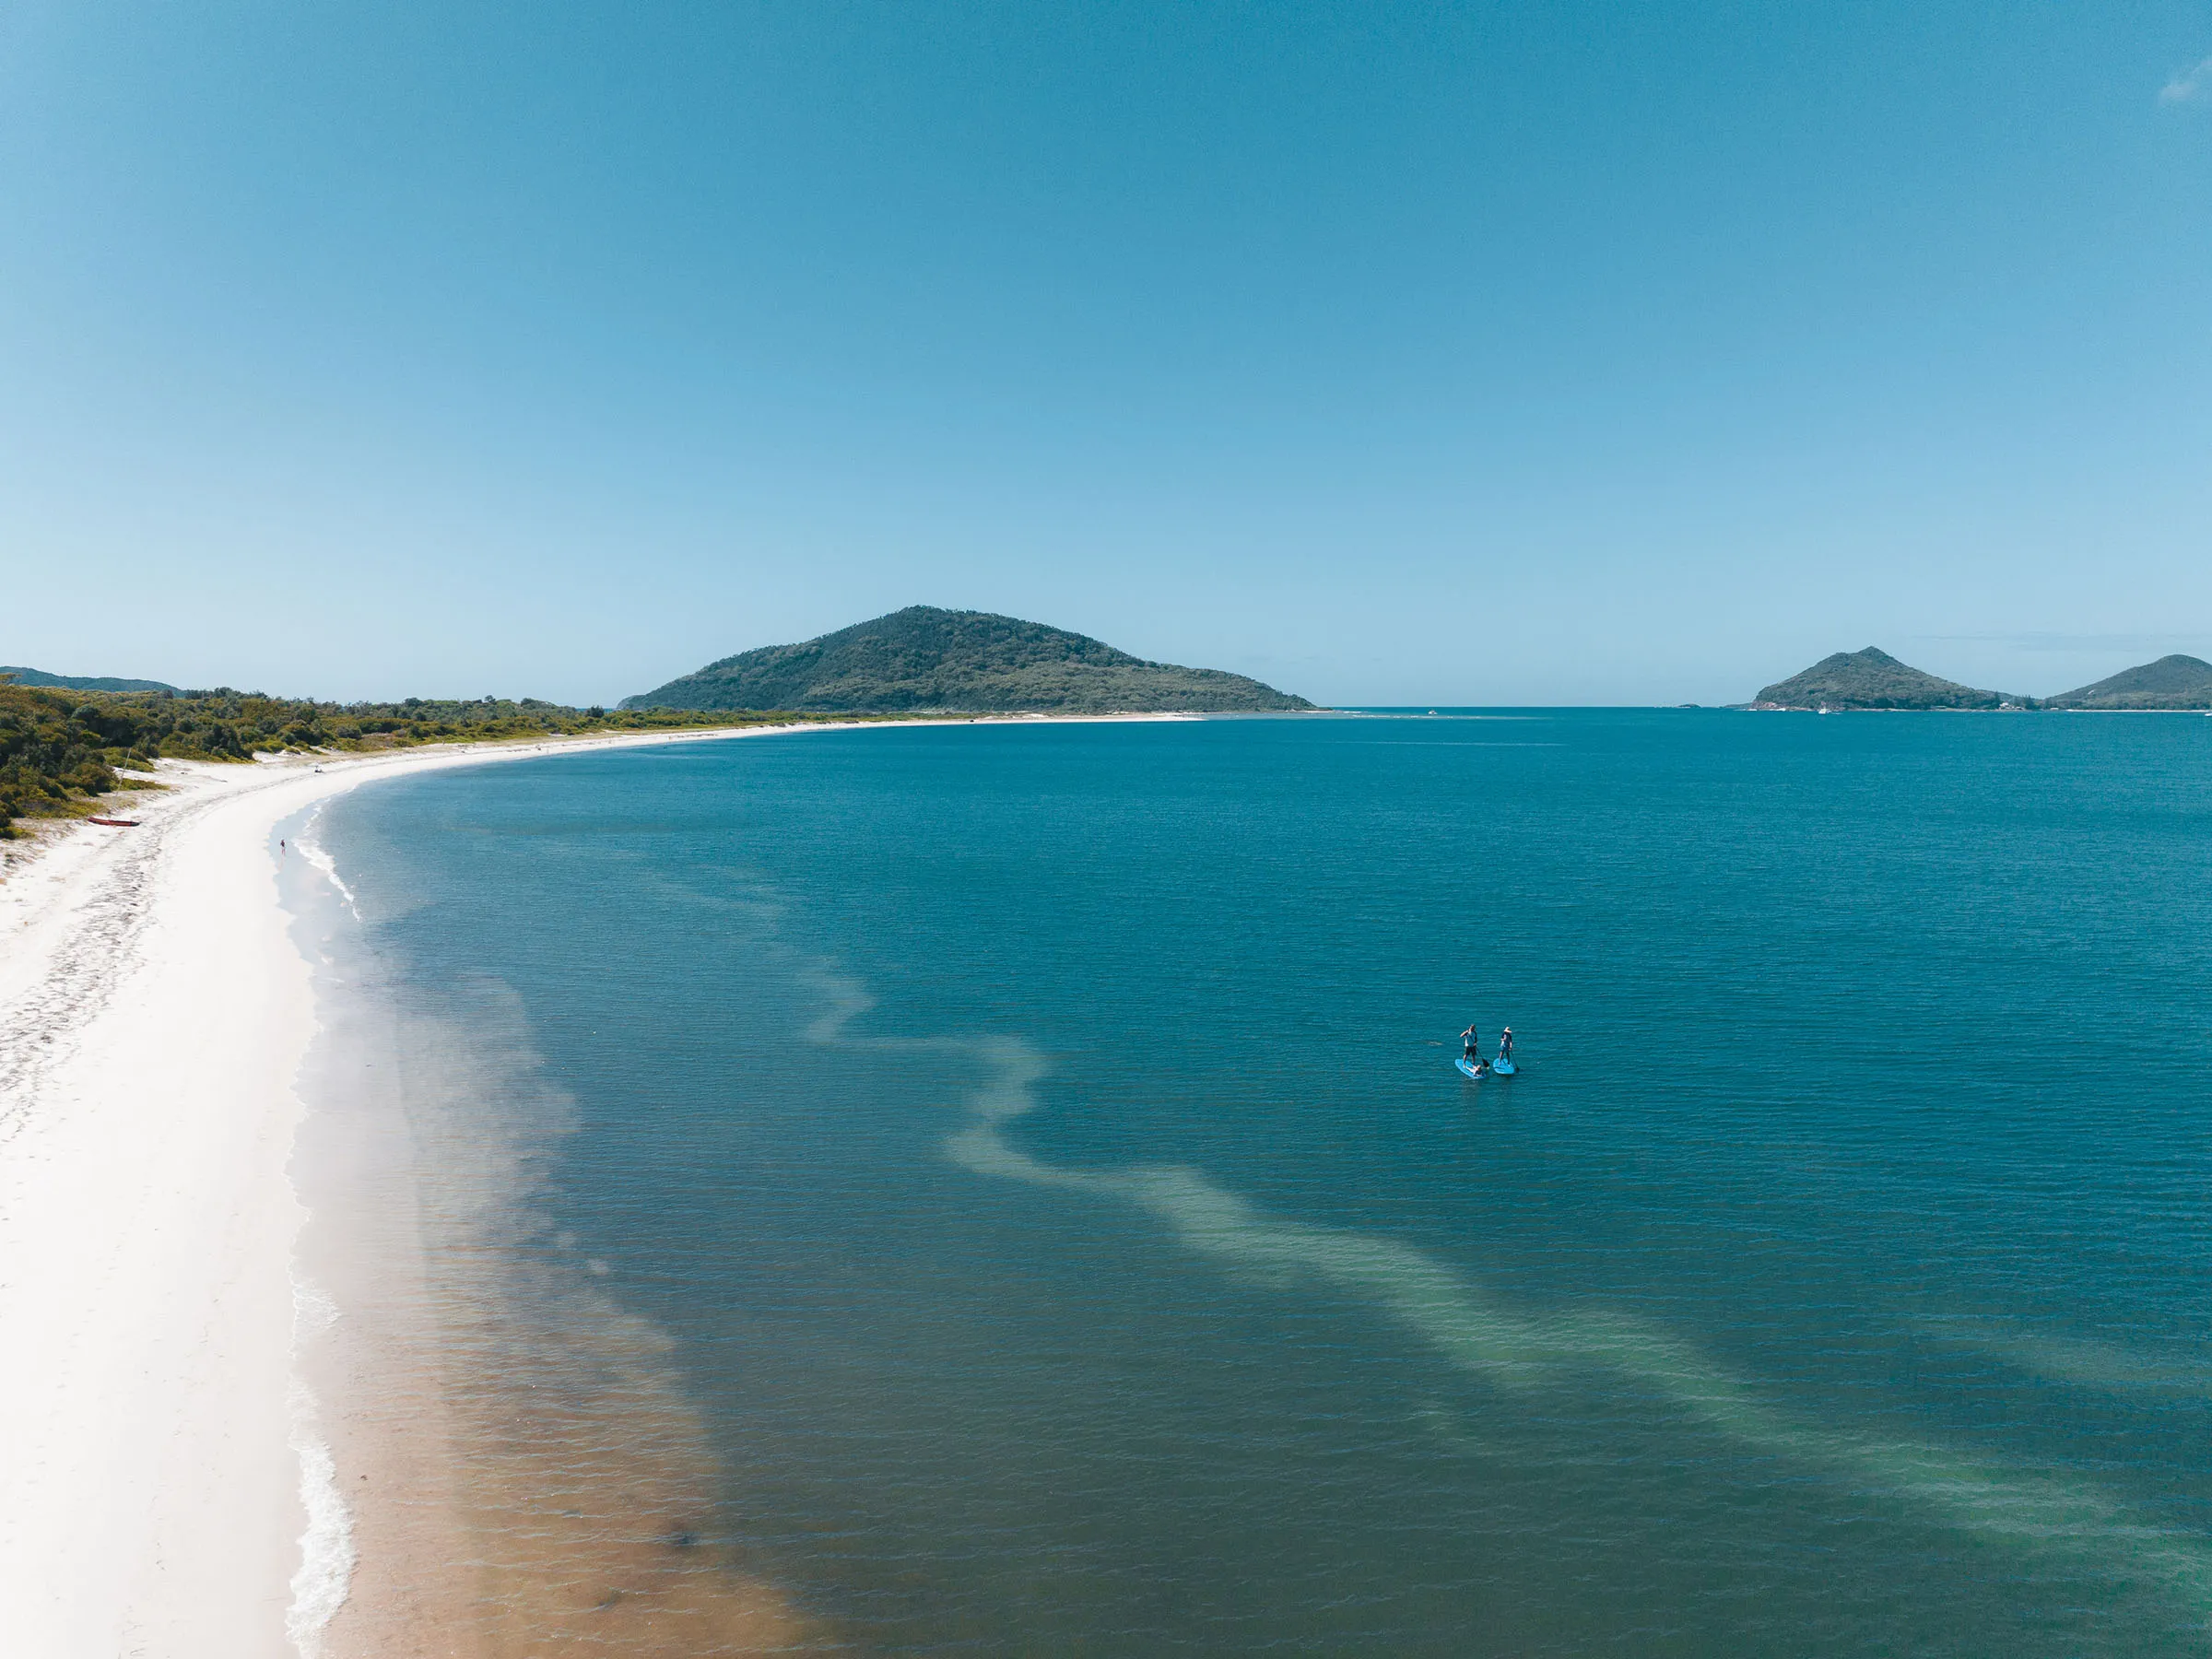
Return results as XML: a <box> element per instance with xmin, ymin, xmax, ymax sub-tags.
<box><xmin>623</xmin><ymin>606</ymin><xmax>1316</xmax><ymax>714</ymax></box>
<box><xmin>1749</xmin><ymin>648</ymin><xmax>2212</xmax><ymax>712</ymax></box>
<box><xmin>1748</xmin><ymin>648</ymin><xmax>2025</xmax><ymax>711</ymax></box>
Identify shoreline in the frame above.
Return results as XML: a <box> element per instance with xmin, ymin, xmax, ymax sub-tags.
<box><xmin>0</xmin><ymin>712</ymin><xmax>1179</xmax><ymax>1657</ymax></box>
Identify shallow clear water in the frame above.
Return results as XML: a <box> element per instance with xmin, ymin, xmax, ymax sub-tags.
<box><xmin>320</xmin><ymin>712</ymin><xmax>2212</xmax><ymax>1654</ymax></box>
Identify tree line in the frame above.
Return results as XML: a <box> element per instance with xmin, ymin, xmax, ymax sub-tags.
<box><xmin>0</xmin><ymin>678</ymin><xmax>879</xmax><ymax>836</ymax></box>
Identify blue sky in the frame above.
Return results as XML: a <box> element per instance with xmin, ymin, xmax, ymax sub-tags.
<box><xmin>4</xmin><ymin>1</ymin><xmax>2209</xmax><ymax>705</ymax></box>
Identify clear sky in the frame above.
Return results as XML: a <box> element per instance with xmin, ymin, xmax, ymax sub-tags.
<box><xmin>4</xmin><ymin>2</ymin><xmax>2209</xmax><ymax>706</ymax></box>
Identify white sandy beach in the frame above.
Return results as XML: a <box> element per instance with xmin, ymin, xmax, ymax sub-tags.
<box><xmin>0</xmin><ymin>714</ymin><xmax>1181</xmax><ymax>1658</ymax></box>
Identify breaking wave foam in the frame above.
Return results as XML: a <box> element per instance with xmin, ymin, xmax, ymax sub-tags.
<box><xmin>292</xmin><ymin>806</ymin><xmax>359</xmax><ymax>919</ymax></box>
<box><xmin>286</xmin><ymin>1277</ymin><xmax>355</xmax><ymax>1655</ymax></box>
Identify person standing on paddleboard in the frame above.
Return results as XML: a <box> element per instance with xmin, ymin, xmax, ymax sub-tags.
<box><xmin>1461</xmin><ymin>1024</ymin><xmax>1480</xmax><ymax>1063</ymax></box>
<box><xmin>1499</xmin><ymin>1028</ymin><xmax>1513</xmax><ymax>1063</ymax></box>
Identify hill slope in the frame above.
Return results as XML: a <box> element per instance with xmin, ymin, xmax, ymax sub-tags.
<box><xmin>2046</xmin><ymin>654</ymin><xmax>2212</xmax><ymax>710</ymax></box>
<box><xmin>1</xmin><ymin>665</ymin><xmax>179</xmax><ymax>693</ymax></box>
<box><xmin>623</xmin><ymin>607</ymin><xmax>1316</xmax><ymax>713</ymax></box>
<box><xmin>1751</xmin><ymin>648</ymin><xmax>2021</xmax><ymax>711</ymax></box>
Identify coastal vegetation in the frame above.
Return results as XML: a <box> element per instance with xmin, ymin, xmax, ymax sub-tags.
<box><xmin>0</xmin><ymin>677</ymin><xmax>865</xmax><ymax>836</ymax></box>
<box><xmin>624</xmin><ymin>606</ymin><xmax>1316</xmax><ymax>714</ymax></box>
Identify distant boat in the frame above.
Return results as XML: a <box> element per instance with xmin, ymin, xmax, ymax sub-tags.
<box><xmin>88</xmin><ymin>817</ymin><xmax>140</xmax><ymax>828</ymax></box>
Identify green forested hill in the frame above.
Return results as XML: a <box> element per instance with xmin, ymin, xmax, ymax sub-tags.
<box><xmin>624</xmin><ymin>606</ymin><xmax>1316</xmax><ymax>713</ymax></box>
<box><xmin>1751</xmin><ymin>648</ymin><xmax>2023</xmax><ymax>711</ymax></box>
<box><xmin>2046</xmin><ymin>654</ymin><xmax>2212</xmax><ymax>710</ymax></box>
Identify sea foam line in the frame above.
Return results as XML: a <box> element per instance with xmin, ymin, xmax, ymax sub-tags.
<box><xmin>292</xmin><ymin>806</ymin><xmax>359</xmax><ymax>919</ymax></box>
<box><xmin>285</xmin><ymin>1276</ymin><xmax>355</xmax><ymax>1656</ymax></box>
<box><xmin>801</xmin><ymin>971</ymin><xmax>2212</xmax><ymax>1622</ymax></box>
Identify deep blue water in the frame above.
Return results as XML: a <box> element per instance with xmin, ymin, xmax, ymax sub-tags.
<box><xmin>323</xmin><ymin>712</ymin><xmax>2212</xmax><ymax>1654</ymax></box>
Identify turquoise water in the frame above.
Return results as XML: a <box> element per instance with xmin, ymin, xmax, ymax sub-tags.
<box><xmin>321</xmin><ymin>712</ymin><xmax>2212</xmax><ymax>1654</ymax></box>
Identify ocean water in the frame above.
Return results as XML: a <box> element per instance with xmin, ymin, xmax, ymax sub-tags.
<box><xmin>304</xmin><ymin>711</ymin><xmax>2212</xmax><ymax>1655</ymax></box>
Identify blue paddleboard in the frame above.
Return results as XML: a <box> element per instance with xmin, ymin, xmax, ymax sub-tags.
<box><xmin>1455</xmin><ymin>1055</ymin><xmax>1488</xmax><ymax>1079</ymax></box>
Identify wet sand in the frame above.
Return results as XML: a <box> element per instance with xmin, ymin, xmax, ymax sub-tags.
<box><xmin>297</xmin><ymin>978</ymin><xmax>817</xmax><ymax>1656</ymax></box>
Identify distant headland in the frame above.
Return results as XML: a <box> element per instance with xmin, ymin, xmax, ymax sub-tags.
<box><xmin>2046</xmin><ymin>654</ymin><xmax>2212</xmax><ymax>710</ymax></box>
<box><xmin>0</xmin><ymin>665</ymin><xmax>179</xmax><ymax>694</ymax></box>
<box><xmin>1748</xmin><ymin>648</ymin><xmax>2212</xmax><ymax>711</ymax></box>
<box><xmin>623</xmin><ymin>606</ymin><xmax>1316</xmax><ymax>714</ymax></box>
